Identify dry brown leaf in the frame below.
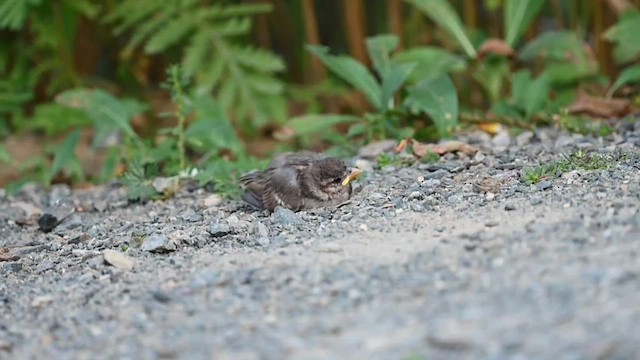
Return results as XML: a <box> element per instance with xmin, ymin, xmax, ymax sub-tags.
<box><xmin>404</xmin><ymin>138</ymin><xmax>477</xmax><ymax>158</ymax></box>
<box><xmin>567</xmin><ymin>91</ymin><xmax>631</xmax><ymax>119</ymax></box>
<box><xmin>395</xmin><ymin>138</ymin><xmax>410</xmax><ymax>153</ymax></box>
<box><xmin>478</xmin><ymin>38</ymin><xmax>515</xmax><ymax>59</ymax></box>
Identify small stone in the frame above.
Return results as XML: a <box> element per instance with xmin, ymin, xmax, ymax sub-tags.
<box><xmin>425</xmin><ymin>169</ymin><xmax>450</xmax><ymax>180</ymax></box>
<box><xmin>316</xmin><ymin>242</ymin><xmax>342</xmax><ymax>253</ymax></box>
<box><xmin>103</xmin><ymin>249</ymin><xmax>134</xmax><ymax>271</ymax></box>
<box><xmin>272</xmin><ymin>207</ymin><xmax>304</xmax><ymax>225</ymax></box>
<box><xmin>38</xmin><ymin>213</ymin><xmax>59</xmax><ymax>233</ymax></box>
<box><xmin>255</xmin><ymin>222</ymin><xmax>269</xmax><ymax>238</ymax></box>
<box><xmin>31</xmin><ymin>295</ymin><xmax>54</xmax><ymax>308</ymax></box>
<box><xmin>256</xmin><ymin>237</ymin><xmax>271</xmax><ymax>246</ymax></box>
<box><xmin>2</xmin><ymin>262</ymin><xmax>22</xmax><ymax>273</ymax></box>
<box><xmin>354</xmin><ymin>159</ymin><xmax>374</xmax><ymax>173</ymax></box>
<box><xmin>140</xmin><ymin>233</ymin><xmax>177</xmax><ymax>253</ymax></box>
<box><xmin>208</xmin><ymin>223</ymin><xmax>235</xmax><ymax>238</ymax></box>
<box><xmin>516</xmin><ymin>131</ymin><xmax>534</xmax><ymax>146</ymax></box>
<box><xmin>485</xmin><ymin>192</ymin><xmax>496</xmax><ymax>201</ymax></box>
<box><xmin>537</xmin><ymin>181</ymin><xmax>553</xmax><ymax>191</ymax></box>
<box><xmin>408</xmin><ymin>191</ymin><xmax>423</xmax><ymax>200</ymax></box>
<box><xmin>411</xmin><ymin>203</ymin><xmax>426</xmax><ymax>212</ymax></box>
<box><xmin>447</xmin><ymin>194</ymin><xmax>463</xmax><ymax>204</ymax></box>
<box><xmin>359</xmin><ymin>224</ymin><xmax>369</xmax><ymax>231</ymax></box>
<box><xmin>530</xmin><ymin>197</ymin><xmax>543</xmax><ymax>205</ymax></box>
<box><xmin>504</xmin><ymin>203</ymin><xmax>517</xmax><ymax>211</ymax></box>
<box><xmin>35</xmin><ymin>260</ymin><xmax>55</xmax><ymax>273</ymax></box>
<box><xmin>152</xmin><ymin>177</ymin><xmax>176</xmax><ymax>194</ymax></box>
<box><xmin>151</xmin><ymin>290</ymin><xmax>173</xmax><ymax>303</ymax></box>
<box><xmin>202</xmin><ymin>194</ymin><xmax>222</xmax><ymax>208</ymax></box>
<box><xmin>492</xmin><ymin>130</ymin><xmax>511</xmax><ymax>150</ymax></box>
<box><xmin>181</xmin><ymin>209</ymin><xmax>202</xmax><ymax>222</ymax></box>
<box><xmin>485</xmin><ymin>221</ymin><xmax>499</xmax><ymax>227</ymax></box>
<box><xmin>93</xmin><ymin>200</ymin><xmax>108</xmax><ymax>212</ymax></box>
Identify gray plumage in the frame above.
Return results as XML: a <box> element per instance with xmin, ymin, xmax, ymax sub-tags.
<box><xmin>239</xmin><ymin>151</ymin><xmax>361</xmax><ymax>213</ymax></box>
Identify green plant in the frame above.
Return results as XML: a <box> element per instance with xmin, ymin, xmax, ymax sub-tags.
<box><xmin>294</xmin><ymin>33</ymin><xmax>459</xmax><ymax>144</ymax></box>
<box><xmin>106</xmin><ymin>0</ymin><xmax>287</xmax><ymax>135</ymax></box>
<box><xmin>523</xmin><ymin>149</ymin><xmax>620</xmax><ymax>184</ymax></box>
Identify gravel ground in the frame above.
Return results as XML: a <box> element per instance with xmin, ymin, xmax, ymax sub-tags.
<box><xmin>1</xmin><ymin>123</ymin><xmax>640</xmax><ymax>360</ymax></box>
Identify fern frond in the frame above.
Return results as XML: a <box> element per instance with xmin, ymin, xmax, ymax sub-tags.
<box><xmin>0</xmin><ymin>0</ymin><xmax>41</xmax><ymax>30</ymax></box>
<box><xmin>107</xmin><ymin>0</ymin><xmax>287</xmax><ymax>131</ymax></box>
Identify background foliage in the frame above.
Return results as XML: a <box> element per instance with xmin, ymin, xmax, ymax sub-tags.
<box><xmin>1</xmin><ymin>0</ymin><xmax>639</xmax><ymax>197</ymax></box>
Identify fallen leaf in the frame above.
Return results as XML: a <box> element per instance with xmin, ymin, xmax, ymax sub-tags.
<box><xmin>478</xmin><ymin>38</ymin><xmax>515</xmax><ymax>59</ymax></box>
<box><xmin>395</xmin><ymin>138</ymin><xmax>410</xmax><ymax>153</ymax></box>
<box><xmin>0</xmin><ymin>254</ymin><xmax>20</xmax><ymax>262</ymax></box>
<box><xmin>567</xmin><ymin>91</ymin><xmax>631</xmax><ymax>119</ymax></box>
<box><xmin>402</xmin><ymin>138</ymin><xmax>477</xmax><ymax>158</ymax></box>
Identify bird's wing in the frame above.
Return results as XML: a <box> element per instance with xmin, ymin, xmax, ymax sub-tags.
<box><xmin>239</xmin><ymin>171</ymin><xmax>267</xmax><ymax>210</ymax></box>
<box><xmin>262</xmin><ymin>165</ymin><xmax>303</xmax><ymax>212</ymax></box>
<box><xmin>269</xmin><ymin>151</ymin><xmax>327</xmax><ymax>169</ymax></box>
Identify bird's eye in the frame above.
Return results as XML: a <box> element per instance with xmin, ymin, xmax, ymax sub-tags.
<box><xmin>332</xmin><ymin>177</ymin><xmax>342</xmax><ymax>184</ymax></box>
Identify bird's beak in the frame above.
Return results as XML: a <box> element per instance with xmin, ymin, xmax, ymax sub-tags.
<box><xmin>341</xmin><ymin>167</ymin><xmax>363</xmax><ymax>186</ymax></box>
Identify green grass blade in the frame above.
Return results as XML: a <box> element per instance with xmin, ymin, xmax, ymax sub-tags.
<box><xmin>405</xmin><ymin>0</ymin><xmax>477</xmax><ymax>58</ymax></box>
<box><xmin>504</xmin><ymin>0</ymin><xmax>546</xmax><ymax>47</ymax></box>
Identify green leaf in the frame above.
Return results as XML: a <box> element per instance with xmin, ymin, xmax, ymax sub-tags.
<box><xmin>26</xmin><ymin>103</ymin><xmax>92</xmax><ymax>136</ymax></box>
<box><xmin>380</xmin><ymin>62</ymin><xmax>417</xmax><ymax>110</ymax></box>
<box><xmin>603</xmin><ymin>11</ymin><xmax>640</xmax><ymax>64</ymax></box>
<box><xmin>285</xmin><ymin>114</ymin><xmax>361</xmax><ymax>137</ymax></box>
<box><xmin>347</xmin><ymin>123</ymin><xmax>368</xmax><ymax>138</ymax></box>
<box><xmin>607</xmin><ymin>65</ymin><xmax>640</xmax><ymax>97</ymax></box>
<box><xmin>524</xmin><ymin>73</ymin><xmax>550</xmax><ymax>119</ymax></box>
<box><xmin>47</xmin><ymin>129</ymin><xmax>82</xmax><ymax>184</ymax></box>
<box><xmin>511</xmin><ymin>70</ymin><xmax>532</xmax><ymax>108</ymax></box>
<box><xmin>405</xmin><ymin>0</ymin><xmax>477</xmax><ymax>58</ymax></box>
<box><xmin>0</xmin><ymin>0</ymin><xmax>41</xmax><ymax>30</ymax></box>
<box><xmin>405</xmin><ymin>75</ymin><xmax>459</xmax><ymax>138</ymax></box>
<box><xmin>186</xmin><ymin>95</ymin><xmax>243</xmax><ymax>154</ymax></box>
<box><xmin>366</xmin><ymin>34</ymin><xmax>399</xmax><ymax>79</ymax></box>
<box><xmin>504</xmin><ymin>0</ymin><xmax>545</xmax><ymax>47</ymax></box>
<box><xmin>56</xmin><ymin>88</ymin><xmax>145</xmax><ymax>147</ymax></box>
<box><xmin>472</xmin><ymin>57</ymin><xmax>510</xmax><ymax>103</ymax></box>
<box><xmin>0</xmin><ymin>144</ymin><xmax>11</xmax><ymax>164</ymax></box>
<box><xmin>393</xmin><ymin>46</ymin><xmax>467</xmax><ymax>83</ymax></box>
<box><xmin>306</xmin><ymin>45</ymin><xmax>382</xmax><ymax>110</ymax></box>
<box><xmin>519</xmin><ymin>31</ymin><xmax>585</xmax><ymax>63</ymax></box>
<box><xmin>98</xmin><ymin>147</ymin><xmax>120</xmax><ymax>184</ymax></box>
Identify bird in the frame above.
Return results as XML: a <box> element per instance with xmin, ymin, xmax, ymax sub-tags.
<box><xmin>239</xmin><ymin>151</ymin><xmax>363</xmax><ymax>213</ymax></box>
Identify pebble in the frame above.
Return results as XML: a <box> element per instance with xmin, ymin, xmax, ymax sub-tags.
<box><xmin>202</xmin><ymin>194</ymin><xmax>222</xmax><ymax>208</ymax></box>
<box><xmin>537</xmin><ymin>181</ymin><xmax>553</xmax><ymax>191</ymax></box>
<box><xmin>37</xmin><ymin>213</ymin><xmax>59</xmax><ymax>233</ymax></box>
<box><xmin>140</xmin><ymin>233</ymin><xmax>177</xmax><ymax>253</ymax></box>
<box><xmin>103</xmin><ymin>249</ymin><xmax>135</xmax><ymax>271</ymax></box>
<box><xmin>272</xmin><ymin>207</ymin><xmax>304</xmax><ymax>225</ymax></box>
<box><xmin>2</xmin><ymin>262</ymin><xmax>22</xmax><ymax>273</ymax></box>
<box><xmin>256</xmin><ymin>237</ymin><xmax>271</xmax><ymax>247</ymax></box>
<box><xmin>208</xmin><ymin>223</ymin><xmax>235</xmax><ymax>238</ymax></box>
<box><xmin>316</xmin><ymin>242</ymin><xmax>342</xmax><ymax>253</ymax></box>
<box><xmin>425</xmin><ymin>169</ymin><xmax>450</xmax><ymax>180</ymax></box>
<box><xmin>504</xmin><ymin>203</ymin><xmax>517</xmax><ymax>211</ymax></box>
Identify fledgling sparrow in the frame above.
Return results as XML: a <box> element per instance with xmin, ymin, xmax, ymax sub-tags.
<box><xmin>239</xmin><ymin>151</ymin><xmax>363</xmax><ymax>213</ymax></box>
